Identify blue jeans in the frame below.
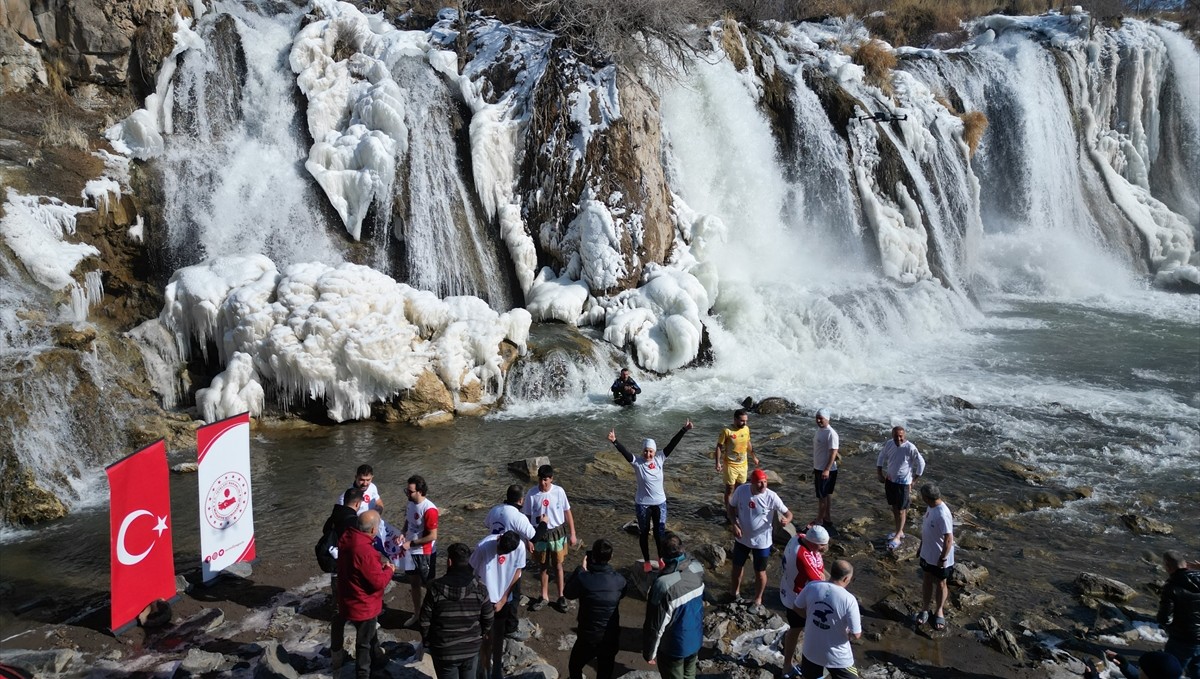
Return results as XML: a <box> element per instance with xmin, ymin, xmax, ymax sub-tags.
<box><xmin>635</xmin><ymin>502</ymin><xmax>668</xmax><ymax>562</ymax></box>
<box><xmin>1166</xmin><ymin>639</ymin><xmax>1200</xmax><ymax>679</ymax></box>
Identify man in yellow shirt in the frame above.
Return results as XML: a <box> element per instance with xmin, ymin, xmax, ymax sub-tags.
<box><xmin>715</xmin><ymin>409</ymin><xmax>759</xmax><ymax>512</ymax></box>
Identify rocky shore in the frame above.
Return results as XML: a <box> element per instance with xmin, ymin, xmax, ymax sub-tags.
<box><xmin>0</xmin><ymin>408</ymin><xmax>1191</xmax><ymax>679</ymax></box>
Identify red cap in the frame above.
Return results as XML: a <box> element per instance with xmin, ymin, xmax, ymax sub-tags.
<box><xmin>750</xmin><ymin>469</ymin><xmax>768</xmax><ymax>482</ymax></box>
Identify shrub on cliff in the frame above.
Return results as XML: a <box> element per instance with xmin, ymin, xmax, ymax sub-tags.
<box><xmin>852</xmin><ymin>39</ymin><xmax>897</xmax><ymax>93</ymax></box>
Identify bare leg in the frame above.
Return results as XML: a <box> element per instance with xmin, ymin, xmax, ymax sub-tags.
<box><xmin>921</xmin><ymin>571</ymin><xmax>934</xmax><ymax>612</ymax></box>
<box><xmin>896</xmin><ymin>508</ymin><xmax>907</xmax><ymax>538</ymax></box>
<box><xmin>933</xmin><ymin>577</ymin><xmax>949</xmax><ymax>618</ymax></box>
<box><xmin>782</xmin><ymin>627</ymin><xmax>801</xmax><ymax>671</ymax></box>
<box><xmin>555</xmin><ymin>561</ymin><xmax>566</xmax><ymax>599</ymax></box>
<box><xmin>731</xmin><ymin>563</ymin><xmax>744</xmax><ymax>599</ymax></box>
<box><xmin>753</xmin><ymin>570</ymin><xmax>767</xmax><ymax>606</ymax></box>
<box><xmin>540</xmin><ymin>568</ymin><xmax>550</xmax><ymax>601</ymax></box>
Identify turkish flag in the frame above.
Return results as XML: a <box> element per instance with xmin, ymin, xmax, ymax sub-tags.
<box><xmin>107</xmin><ymin>439</ymin><xmax>176</xmax><ymax>632</ymax></box>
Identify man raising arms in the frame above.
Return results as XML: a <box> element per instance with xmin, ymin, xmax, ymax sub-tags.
<box><xmin>715</xmin><ymin>409</ymin><xmax>758</xmax><ymax>513</ymax></box>
<box><xmin>609</xmin><ymin>419</ymin><xmax>693</xmax><ymax>572</ymax></box>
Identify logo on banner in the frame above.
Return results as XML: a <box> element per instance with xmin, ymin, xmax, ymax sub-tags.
<box><xmin>204</xmin><ymin>471</ymin><xmax>250</xmax><ymax>529</ymax></box>
<box><xmin>116</xmin><ymin>509</ymin><xmax>169</xmax><ymax>565</ymax></box>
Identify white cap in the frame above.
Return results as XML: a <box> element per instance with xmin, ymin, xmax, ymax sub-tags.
<box><xmin>643</xmin><ymin>438</ymin><xmax>657</xmax><ymax>451</ymax></box>
<box><xmin>805</xmin><ymin>525</ymin><xmax>830</xmax><ymax>545</ymax></box>
<box><xmin>816</xmin><ymin>408</ymin><xmax>831</xmax><ymax>420</ymax></box>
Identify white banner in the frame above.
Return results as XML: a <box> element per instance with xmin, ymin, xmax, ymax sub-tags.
<box><xmin>197</xmin><ymin>412</ymin><xmax>256</xmax><ymax>582</ymax></box>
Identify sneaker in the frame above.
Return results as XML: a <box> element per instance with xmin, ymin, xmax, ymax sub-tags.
<box><xmin>551</xmin><ymin>597</ymin><xmax>569</xmax><ymax>613</ymax></box>
<box><xmin>528</xmin><ymin>597</ymin><xmax>547</xmax><ymax>612</ymax></box>
<box><xmin>658</xmin><ymin>559</ymin><xmax>666</xmax><ymax>570</ymax></box>
<box><xmin>643</xmin><ymin>561</ymin><xmax>653</xmax><ymax>573</ymax></box>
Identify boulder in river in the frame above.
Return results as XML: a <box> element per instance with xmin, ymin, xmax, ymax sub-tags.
<box><xmin>508</xmin><ymin>456</ymin><xmax>551</xmax><ymax>480</ymax></box>
<box><xmin>1075</xmin><ymin>572</ymin><xmax>1137</xmax><ymax>602</ymax></box>
<box><xmin>1120</xmin><ymin>513</ymin><xmax>1172</xmax><ymax>535</ymax></box>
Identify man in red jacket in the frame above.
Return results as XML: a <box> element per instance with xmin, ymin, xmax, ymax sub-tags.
<box><xmin>337</xmin><ymin>510</ymin><xmax>395</xmax><ymax>678</ymax></box>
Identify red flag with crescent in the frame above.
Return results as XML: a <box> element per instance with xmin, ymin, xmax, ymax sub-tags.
<box><xmin>107</xmin><ymin>439</ymin><xmax>176</xmax><ymax>632</ymax></box>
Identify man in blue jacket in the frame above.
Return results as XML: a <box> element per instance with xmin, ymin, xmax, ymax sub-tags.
<box><xmin>643</xmin><ymin>532</ymin><xmax>705</xmax><ymax>678</ymax></box>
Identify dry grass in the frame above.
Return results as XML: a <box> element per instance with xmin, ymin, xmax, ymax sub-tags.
<box><xmin>41</xmin><ymin>109</ymin><xmax>90</xmax><ymax>151</ymax></box>
<box><xmin>853</xmin><ymin>39</ymin><xmax>897</xmax><ymax>93</ymax></box>
<box><xmin>719</xmin><ymin>12</ymin><xmax>749</xmax><ymax>71</ymax></box>
<box><xmin>960</xmin><ymin>110</ymin><xmax>989</xmax><ymax>156</ymax></box>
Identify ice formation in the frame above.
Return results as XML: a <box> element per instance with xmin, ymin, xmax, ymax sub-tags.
<box><xmin>0</xmin><ymin>189</ymin><xmax>99</xmax><ymax>291</ymax></box>
<box><xmin>161</xmin><ymin>256</ymin><xmax>531</xmax><ymax>422</ymax></box>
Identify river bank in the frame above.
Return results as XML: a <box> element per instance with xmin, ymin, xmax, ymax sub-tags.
<box><xmin>1</xmin><ymin>406</ymin><xmax>1193</xmax><ymax>678</ymax></box>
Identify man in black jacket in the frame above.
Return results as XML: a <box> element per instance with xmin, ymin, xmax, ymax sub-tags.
<box><xmin>1159</xmin><ymin>551</ymin><xmax>1200</xmax><ymax>679</ymax></box>
<box><xmin>564</xmin><ymin>539</ymin><xmax>627</xmax><ymax>679</ymax></box>
<box><xmin>419</xmin><ymin>542</ymin><xmax>494</xmax><ymax>679</ymax></box>
<box><xmin>326</xmin><ymin>487</ymin><xmax>364</xmax><ymax>672</ymax></box>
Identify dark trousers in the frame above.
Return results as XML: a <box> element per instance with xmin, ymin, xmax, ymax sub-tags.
<box><xmin>351</xmin><ymin>617</ymin><xmax>382</xmax><ymax>679</ymax></box>
<box><xmin>431</xmin><ymin>653</ymin><xmax>479</xmax><ymax>679</ymax></box>
<box><xmin>656</xmin><ymin>653</ymin><xmax>698</xmax><ymax>679</ymax></box>
<box><xmin>568</xmin><ymin>630</ymin><xmax>619</xmax><ymax>679</ymax></box>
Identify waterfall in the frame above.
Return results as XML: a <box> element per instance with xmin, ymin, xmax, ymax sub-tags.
<box><xmin>156</xmin><ymin>3</ymin><xmax>345</xmax><ymax>269</ymax></box>
<box><xmin>391</xmin><ymin>57</ymin><xmax>514</xmax><ymax>308</ymax></box>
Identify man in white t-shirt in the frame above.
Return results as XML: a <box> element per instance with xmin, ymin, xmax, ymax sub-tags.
<box><xmin>339</xmin><ymin>463</ymin><xmax>384</xmax><ymax>515</ymax></box>
<box><xmin>485</xmin><ymin>485</ymin><xmax>536</xmax><ymax>541</ymax></box>
<box><xmin>876</xmin><ymin>425</ymin><xmax>926</xmax><ymax>550</ymax></box>
<box><xmin>812</xmin><ymin>409</ymin><xmax>839</xmax><ymax>528</ymax></box>
<box><xmin>916</xmin><ymin>483</ymin><xmax>954</xmax><ymax>633</ymax></box>
<box><xmin>729</xmin><ymin>468</ymin><xmax>793</xmax><ymax>607</ymax></box>
<box><xmin>795</xmin><ymin>560</ymin><xmax>861</xmax><ymax>679</ymax></box>
<box><xmin>471</xmin><ymin>531</ymin><xmax>525</xmax><ymax>679</ymax></box>
<box><xmin>523</xmin><ymin>465</ymin><xmax>577</xmax><ymax>613</ymax></box>
<box><xmin>399</xmin><ymin>475</ymin><xmax>438</xmax><ymax>628</ymax></box>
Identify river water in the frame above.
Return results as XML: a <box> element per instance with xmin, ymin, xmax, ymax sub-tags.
<box><xmin>1</xmin><ymin>286</ymin><xmax>1196</xmax><ymax>643</ymax></box>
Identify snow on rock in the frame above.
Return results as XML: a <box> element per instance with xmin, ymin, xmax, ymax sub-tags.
<box><xmin>106</xmin><ymin>12</ymin><xmax>206</xmax><ymax>159</ymax></box>
<box><xmin>601</xmin><ymin>267</ymin><xmax>709</xmax><ymax>373</ymax></box>
<box><xmin>0</xmin><ymin>189</ymin><xmax>99</xmax><ymax>291</ymax></box>
<box><xmin>162</xmin><ymin>256</ymin><xmax>531</xmax><ymax>422</ymax></box>
<box><xmin>565</xmin><ymin>192</ymin><xmax>626</xmax><ymax>292</ymax></box>
<box><xmin>526</xmin><ymin>267</ymin><xmax>590</xmax><ymax>324</ymax></box>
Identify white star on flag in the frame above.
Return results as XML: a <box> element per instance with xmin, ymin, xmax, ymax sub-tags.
<box><xmin>153</xmin><ymin>515</ymin><xmax>169</xmax><ymax>537</ymax></box>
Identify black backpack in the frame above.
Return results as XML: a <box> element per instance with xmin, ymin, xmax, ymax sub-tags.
<box><xmin>315</xmin><ymin>525</ymin><xmax>338</xmax><ymax>573</ymax></box>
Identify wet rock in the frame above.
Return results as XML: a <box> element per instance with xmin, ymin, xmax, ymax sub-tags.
<box><xmin>415</xmin><ymin>411</ymin><xmax>454</xmax><ymax>428</ymax></box>
<box><xmin>1120</xmin><ymin>513</ymin><xmax>1172</xmax><ymax>535</ymax></box>
<box><xmin>0</xmin><ymin>461</ymin><xmax>69</xmax><ymax>524</ymax></box>
<box><xmin>885</xmin><ymin>537</ymin><xmax>919</xmax><ymax>563</ymax></box>
<box><xmin>171</xmin><ymin>462</ymin><xmax>198</xmax><ymax>474</ymax></box>
<box><xmin>773</xmin><ymin>520</ymin><xmax>797</xmax><ymax>546</ymax></box>
<box><xmin>762</xmin><ymin>469</ymin><xmax>783</xmax><ymax>485</ymax></box>
<box><xmin>585</xmin><ymin>450</ymin><xmax>634</xmax><ymax>480</ymax></box>
<box><xmin>949</xmin><ymin>561</ymin><xmax>989</xmax><ymax>588</ymax></box>
<box><xmin>873</xmin><ymin>595</ymin><xmax>912</xmax><ymax>623</ymax></box>
<box><xmin>860</xmin><ymin>665</ymin><xmax>918</xmax><ymax>679</ymax></box>
<box><xmin>462</xmin><ymin>501</ymin><xmax>487</xmax><ymax>511</ymax></box>
<box><xmin>692</xmin><ymin>542</ymin><xmax>726</xmax><ymax>569</ymax></box>
<box><xmin>257</xmin><ymin>640</ymin><xmax>298</xmax><ymax>679</ymax></box>
<box><xmin>175</xmin><ymin>575</ymin><xmax>191</xmax><ymax>594</ymax></box>
<box><xmin>956</xmin><ymin>531</ymin><xmax>994</xmax><ymax>551</ymax></box>
<box><xmin>616</xmin><ymin>672</ymin><xmax>660</xmax><ymax>679</ymax></box>
<box><xmin>0</xmin><ymin>649</ymin><xmax>78</xmax><ymax>675</ymax></box>
<box><xmin>749</xmin><ymin>397</ymin><xmax>799</xmax><ymax>415</ymax></box>
<box><xmin>511</xmin><ymin>665</ymin><xmax>558</xmax><ymax>679</ymax></box>
<box><xmin>1090</xmin><ymin>601</ymin><xmax>1134</xmax><ymax>637</ymax></box>
<box><xmin>939</xmin><ymin>395</ymin><xmax>977</xmax><ymax>410</ymax></box>
<box><xmin>138</xmin><ymin>599</ymin><xmax>172</xmax><ymax>629</ymax></box>
<box><xmin>1071</xmin><ymin>486</ymin><xmax>1093</xmax><ymax>499</ymax></box>
<box><xmin>952</xmin><ymin>589</ymin><xmax>995</xmax><ymax>609</ymax></box>
<box><xmin>508</xmin><ymin>456</ymin><xmax>551</xmax><ymax>480</ymax></box>
<box><xmin>51</xmin><ymin>323</ymin><xmax>97</xmax><ymax>350</ymax></box>
<box><xmin>224</xmin><ymin>562</ymin><xmax>253</xmax><ymax>579</ymax></box>
<box><xmin>267</xmin><ymin>607</ymin><xmax>296</xmax><ymax>636</ymax></box>
<box><xmin>181</xmin><ymin>648</ymin><xmax>225</xmax><ymax>674</ymax></box>
<box><xmin>978</xmin><ymin>615</ymin><xmax>1024</xmax><ymax>661</ymax></box>
<box><xmin>999</xmin><ymin>459</ymin><xmax>1046</xmax><ymax>484</ymax></box>
<box><xmin>501</xmin><ymin>639</ymin><xmax>543</xmax><ymax>675</ymax></box>
<box><xmin>839</xmin><ymin>516</ymin><xmax>873</xmax><ymax>536</ymax></box>
<box><xmin>702</xmin><ymin>617</ymin><xmax>730</xmax><ymax>649</ymax></box>
<box><xmin>1076</xmin><ymin>572</ymin><xmax>1136</xmax><ymax>602</ymax></box>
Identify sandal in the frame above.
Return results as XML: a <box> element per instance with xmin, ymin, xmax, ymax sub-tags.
<box><xmin>886</xmin><ymin>538</ymin><xmax>901</xmax><ymax>550</ymax></box>
<box><xmin>933</xmin><ymin>615</ymin><xmax>946</xmax><ymax>631</ymax></box>
<box><xmin>915</xmin><ymin>610</ymin><xmax>930</xmax><ymax>626</ymax></box>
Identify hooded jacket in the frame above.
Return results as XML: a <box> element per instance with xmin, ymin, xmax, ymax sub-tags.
<box><xmin>418</xmin><ymin>564</ymin><xmax>494</xmax><ymax>662</ymax></box>
<box><xmin>643</xmin><ymin>554</ymin><xmax>705</xmax><ymax>661</ymax></box>
<box><xmin>563</xmin><ymin>561</ymin><xmax>626</xmax><ymax>642</ymax></box>
<box><xmin>336</xmin><ymin>527</ymin><xmax>393</xmax><ymax>622</ymax></box>
<box><xmin>1158</xmin><ymin>567</ymin><xmax>1200</xmax><ymax>643</ymax></box>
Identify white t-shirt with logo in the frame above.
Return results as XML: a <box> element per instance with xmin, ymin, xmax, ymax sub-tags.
<box><xmin>470</xmin><ymin>533</ymin><xmax>527</xmax><ymax>604</ymax></box>
<box><xmin>523</xmin><ymin>484</ymin><xmax>570</xmax><ymax>530</ymax></box>
<box><xmin>799</xmin><ymin>581</ymin><xmax>861</xmax><ymax>669</ymax></box>
<box><xmin>730</xmin><ymin>485</ymin><xmax>789</xmax><ymax>549</ymax></box>
<box><xmin>484</xmin><ymin>503</ymin><xmax>536</xmax><ymax>540</ymax></box>
<box><xmin>631</xmin><ymin>454</ymin><xmax>667</xmax><ymax>506</ymax></box>
<box><xmin>404</xmin><ymin>497</ymin><xmax>438</xmax><ymax>556</ymax></box>
<box><xmin>339</xmin><ymin>482</ymin><xmax>382</xmax><ymax>515</ymax></box>
<box><xmin>813</xmin><ymin>427</ymin><xmax>839</xmax><ymax>471</ymax></box>
<box><xmin>920</xmin><ymin>501</ymin><xmax>955</xmax><ymax>567</ymax></box>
